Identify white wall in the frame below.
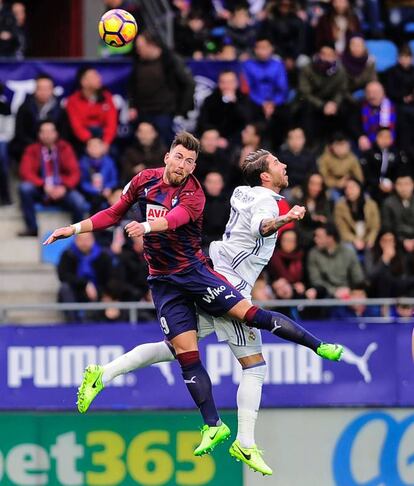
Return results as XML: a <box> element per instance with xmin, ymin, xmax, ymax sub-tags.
<box><xmin>245</xmin><ymin>408</ymin><xmax>414</xmax><ymax>486</ymax></box>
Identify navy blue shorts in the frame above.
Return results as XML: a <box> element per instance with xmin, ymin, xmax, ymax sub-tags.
<box><xmin>148</xmin><ymin>261</ymin><xmax>245</xmax><ymax>340</ymax></box>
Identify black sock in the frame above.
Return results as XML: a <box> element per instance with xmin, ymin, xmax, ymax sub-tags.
<box><xmin>178</xmin><ymin>351</ymin><xmax>221</xmax><ymax>426</ymax></box>
<box><xmin>245</xmin><ymin>307</ymin><xmax>321</xmax><ymax>352</ymax></box>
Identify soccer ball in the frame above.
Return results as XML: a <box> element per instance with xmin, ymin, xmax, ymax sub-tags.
<box><xmin>98</xmin><ymin>9</ymin><xmax>137</xmax><ymax>48</ymax></box>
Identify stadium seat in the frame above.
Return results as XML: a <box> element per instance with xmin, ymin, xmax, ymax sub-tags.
<box><xmin>404</xmin><ymin>22</ymin><xmax>414</xmax><ymax>33</ymax></box>
<box><xmin>410</xmin><ymin>40</ymin><xmax>414</xmax><ymax>55</ymax></box>
<box><xmin>41</xmin><ymin>231</ymin><xmax>73</xmax><ymax>265</ymax></box>
<box><xmin>366</xmin><ymin>40</ymin><xmax>398</xmax><ymax>72</ymax></box>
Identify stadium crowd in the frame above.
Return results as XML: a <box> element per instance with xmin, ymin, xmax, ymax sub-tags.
<box><xmin>2</xmin><ymin>0</ymin><xmax>414</xmax><ymax>320</ymax></box>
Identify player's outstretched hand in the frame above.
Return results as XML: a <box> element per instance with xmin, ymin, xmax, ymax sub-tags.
<box><xmin>125</xmin><ymin>221</ymin><xmax>145</xmax><ymax>238</ymax></box>
<box><xmin>287</xmin><ymin>205</ymin><xmax>306</xmax><ymax>221</ymax></box>
<box><xmin>43</xmin><ymin>226</ymin><xmax>74</xmax><ymax>245</ymax></box>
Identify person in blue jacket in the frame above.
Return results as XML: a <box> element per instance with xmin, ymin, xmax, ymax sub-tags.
<box><xmin>79</xmin><ymin>137</ymin><xmax>118</xmax><ymax>213</ymax></box>
<box><xmin>242</xmin><ymin>35</ymin><xmax>289</xmax><ymax>150</ymax></box>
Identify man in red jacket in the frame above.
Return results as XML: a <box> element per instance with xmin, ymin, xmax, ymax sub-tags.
<box><xmin>66</xmin><ymin>67</ymin><xmax>117</xmax><ymax>154</ymax></box>
<box><xmin>18</xmin><ymin>120</ymin><xmax>87</xmax><ymax>237</ymax></box>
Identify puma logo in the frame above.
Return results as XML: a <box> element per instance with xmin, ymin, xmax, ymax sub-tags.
<box><xmin>184</xmin><ymin>376</ymin><xmax>196</xmax><ymax>384</ymax></box>
<box><xmin>341</xmin><ymin>342</ymin><xmax>378</xmax><ymax>383</ymax></box>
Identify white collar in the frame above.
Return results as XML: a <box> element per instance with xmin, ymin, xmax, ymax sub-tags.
<box><xmin>252</xmin><ymin>185</ymin><xmax>284</xmax><ymax>200</ymax></box>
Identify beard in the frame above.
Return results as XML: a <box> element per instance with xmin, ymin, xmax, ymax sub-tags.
<box><xmin>165</xmin><ymin>167</ymin><xmax>186</xmax><ymax>186</ymax></box>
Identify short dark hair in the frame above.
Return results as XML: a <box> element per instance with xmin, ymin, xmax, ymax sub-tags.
<box><xmin>36</xmin><ymin>73</ymin><xmax>54</xmax><ymax>84</ymax></box>
<box><xmin>241</xmin><ymin>149</ymin><xmax>271</xmax><ymax>187</ymax></box>
<box><xmin>323</xmin><ymin>223</ymin><xmax>340</xmax><ymax>242</ymax></box>
<box><xmin>399</xmin><ymin>43</ymin><xmax>412</xmax><ymax>57</ymax></box>
<box><xmin>170</xmin><ymin>131</ymin><xmax>201</xmax><ymax>156</ymax></box>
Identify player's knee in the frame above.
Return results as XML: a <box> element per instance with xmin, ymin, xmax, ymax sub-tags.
<box><xmin>242</xmin><ymin>360</ymin><xmax>267</xmax><ymax>383</ymax></box>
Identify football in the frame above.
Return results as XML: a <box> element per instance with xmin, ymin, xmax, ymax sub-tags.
<box><xmin>98</xmin><ymin>9</ymin><xmax>137</xmax><ymax>47</ymax></box>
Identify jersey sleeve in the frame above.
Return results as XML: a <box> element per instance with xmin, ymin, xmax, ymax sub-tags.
<box><xmin>250</xmin><ymin>197</ymin><xmax>279</xmax><ymax>238</ymax></box>
<box><xmin>178</xmin><ymin>186</ymin><xmax>206</xmax><ymax>221</ymax></box>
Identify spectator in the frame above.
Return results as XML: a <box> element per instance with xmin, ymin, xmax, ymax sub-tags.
<box><xmin>174</xmin><ymin>9</ymin><xmax>210</xmax><ymax>59</ymax></box>
<box><xmin>277</xmin><ymin>127</ymin><xmax>316</xmax><ymax>194</ymax></box>
<box><xmin>365</xmin><ymin>230</ymin><xmax>413</xmax><ymax>298</ymax></box>
<box><xmin>128</xmin><ymin>31</ymin><xmax>195</xmax><ymax>145</ymax></box>
<box><xmin>18</xmin><ymin>121</ymin><xmax>86</xmax><ymax>237</ymax></box>
<box><xmin>0</xmin><ymin>83</ymin><xmax>11</xmax><ymax>205</ymax></box>
<box><xmin>197</xmin><ymin>69</ymin><xmax>255</xmax><ymax>146</ymax></box>
<box><xmin>333</xmin><ymin>177</ymin><xmax>380</xmax><ymax>253</ymax></box>
<box><xmin>242</xmin><ymin>36</ymin><xmax>289</xmax><ymax>148</ymax></box>
<box><xmin>294</xmin><ymin>44</ymin><xmax>347</xmax><ymax>146</ymax></box>
<box><xmin>382</xmin><ymin>174</ymin><xmax>414</xmax><ymax>251</ymax></box>
<box><xmin>11</xmin><ymin>1</ymin><xmax>26</xmax><ymax>58</ymax></box>
<box><xmin>385</xmin><ymin>44</ymin><xmax>414</xmax><ymax>153</ymax></box>
<box><xmin>331</xmin><ymin>285</ymin><xmax>381</xmax><ymax>318</ymax></box>
<box><xmin>11</xmin><ymin>74</ymin><xmax>65</xmax><ymax>161</ymax></box>
<box><xmin>194</xmin><ymin>129</ymin><xmax>229</xmax><ymax>183</ymax></box>
<box><xmin>341</xmin><ymin>34</ymin><xmax>377</xmax><ymax>107</ymax></box>
<box><xmin>314</xmin><ymin>0</ymin><xmax>361</xmax><ymax>54</ymax></box>
<box><xmin>251</xmin><ymin>274</ymin><xmax>273</xmax><ymax>301</ymax></box>
<box><xmin>293</xmin><ymin>172</ymin><xmax>332</xmax><ymax>249</ymax></box>
<box><xmin>352</xmin><ymin>81</ymin><xmax>397</xmax><ymax>152</ymax></box>
<box><xmin>111</xmin><ymin>233</ymin><xmax>149</xmax><ymax>301</ymax></box>
<box><xmin>66</xmin><ymin>67</ymin><xmax>117</xmax><ymax>154</ymax></box>
<box><xmin>120</xmin><ymin>121</ymin><xmax>166</xmax><ymax>184</ymax></box>
<box><xmin>307</xmin><ymin>223</ymin><xmax>364</xmax><ymax>298</ymax></box>
<box><xmin>202</xmin><ymin>171</ymin><xmax>230</xmax><ymax>251</ymax></box>
<box><xmin>360</xmin><ymin>127</ymin><xmax>409</xmax><ymax>202</ymax></box>
<box><xmin>318</xmin><ymin>132</ymin><xmax>363</xmax><ymax>197</ymax></box>
<box><xmin>261</xmin><ymin>0</ymin><xmax>307</xmax><ymax>67</ymax></box>
<box><xmin>267</xmin><ymin>229</ymin><xmax>305</xmax><ymax>287</ymax></box>
<box><xmin>57</xmin><ymin>232</ymin><xmax>115</xmax><ymax>322</ymax></box>
<box><xmin>0</xmin><ymin>0</ymin><xmax>19</xmax><ymax>57</ymax></box>
<box><xmin>225</xmin><ymin>5</ymin><xmax>257</xmax><ymax>58</ymax></box>
<box><xmin>228</xmin><ymin>121</ymin><xmax>266</xmax><ymax>187</ymax></box>
<box><xmin>79</xmin><ymin>137</ymin><xmax>118</xmax><ymax>213</ymax></box>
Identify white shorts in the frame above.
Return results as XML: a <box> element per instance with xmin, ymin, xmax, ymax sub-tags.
<box><xmin>196</xmin><ymin>241</ymin><xmax>262</xmax><ymax>358</ymax></box>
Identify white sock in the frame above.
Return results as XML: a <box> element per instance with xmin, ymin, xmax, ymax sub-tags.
<box><xmin>236</xmin><ymin>363</ymin><xmax>266</xmax><ymax>448</ymax></box>
<box><xmin>102</xmin><ymin>341</ymin><xmax>175</xmax><ymax>385</ymax></box>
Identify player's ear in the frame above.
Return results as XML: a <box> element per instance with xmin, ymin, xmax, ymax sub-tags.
<box><xmin>260</xmin><ymin>172</ymin><xmax>270</xmax><ymax>183</ymax></box>
<box><xmin>164</xmin><ymin>152</ymin><xmax>169</xmax><ymax>165</ymax></box>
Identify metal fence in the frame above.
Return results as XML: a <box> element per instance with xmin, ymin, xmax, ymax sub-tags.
<box><xmin>1</xmin><ymin>298</ymin><xmax>414</xmax><ymax>324</ymax></box>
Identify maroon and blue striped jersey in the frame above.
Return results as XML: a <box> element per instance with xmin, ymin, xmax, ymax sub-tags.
<box><xmin>120</xmin><ymin>167</ymin><xmax>206</xmax><ymax>275</ymax></box>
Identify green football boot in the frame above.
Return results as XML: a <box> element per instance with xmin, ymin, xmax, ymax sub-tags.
<box><xmin>194</xmin><ymin>422</ymin><xmax>231</xmax><ymax>456</ymax></box>
<box><xmin>77</xmin><ymin>364</ymin><xmax>104</xmax><ymax>413</ymax></box>
<box><xmin>317</xmin><ymin>343</ymin><xmax>344</xmax><ymax>361</ymax></box>
<box><xmin>229</xmin><ymin>439</ymin><xmax>273</xmax><ymax>476</ymax></box>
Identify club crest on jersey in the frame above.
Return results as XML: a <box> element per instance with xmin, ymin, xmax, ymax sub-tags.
<box><xmin>146</xmin><ymin>204</ymin><xmax>169</xmax><ymax>221</ymax></box>
<box><xmin>172</xmin><ymin>196</ymin><xmax>179</xmax><ymax>207</ymax></box>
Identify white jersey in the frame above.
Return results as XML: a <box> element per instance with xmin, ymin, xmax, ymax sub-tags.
<box><xmin>212</xmin><ymin>185</ymin><xmax>283</xmax><ymax>287</ymax></box>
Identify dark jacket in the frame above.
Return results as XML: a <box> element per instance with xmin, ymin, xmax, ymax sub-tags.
<box><xmin>58</xmin><ymin>246</ymin><xmax>114</xmax><ymax>294</ymax></box>
<box><xmin>296</xmin><ymin>62</ymin><xmax>348</xmax><ymax>110</ymax></box>
<box><xmin>194</xmin><ymin>149</ymin><xmax>230</xmax><ymax>183</ymax></box>
<box><xmin>261</xmin><ymin>13</ymin><xmax>306</xmax><ymax>59</ymax></box>
<box><xmin>120</xmin><ymin>138</ymin><xmax>166</xmax><ymax>183</ymax></box>
<box><xmin>197</xmin><ymin>89</ymin><xmax>255</xmax><ymax>140</ymax></box>
<box><xmin>129</xmin><ymin>50</ymin><xmax>195</xmax><ymax>116</ymax></box>
<box><xmin>382</xmin><ymin>194</ymin><xmax>414</xmax><ymax>241</ymax></box>
<box><xmin>360</xmin><ymin>144</ymin><xmax>408</xmax><ymax>199</ymax></box>
<box><xmin>12</xmin><ymin>94</ymin><xmax>65</xmax><ymax>158</ymax></box>
<box><xmin>385</xmin><ymin>63</ymin><xmax>414</xmax><ymax>105</ymax></box>
<box><xmin>202</xmin><ymin>192</ymin><xmax>231</xmax><ymax>248</ymax></box>
<box><xmin>276</xmin><ymin>147</ymin><xmax>316</xmax><ymax>187</ymax></box>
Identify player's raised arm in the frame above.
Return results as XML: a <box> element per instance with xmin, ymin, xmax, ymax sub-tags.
<box><xmin>43</xmin><ymin>179</ymin><xmax>138</xmax><ymax>245</ymax></box>
<box><xmin>124</xmin><ymin>206</ymin><xmax>192</xmax><ymax>237</ymax></box>
<box><xmin>258</xmin><ymin>205</ymin><xmax>306</xmax><ymax>237</ymax></box>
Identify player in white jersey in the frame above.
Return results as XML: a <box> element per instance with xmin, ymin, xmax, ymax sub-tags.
<box><xmin>77</xmin><ymin>150</ymin><xmax>342</xmax><ymax>475</ymax></box>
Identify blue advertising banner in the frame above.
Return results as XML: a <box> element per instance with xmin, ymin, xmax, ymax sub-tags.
<box><xmin>1</xmin><ymin>321</ymin><xmax>412</xmax><ymax>410</ymax></box>
<box><xmin>0</xmin><ymin>59</ymin><xmax>237</xmax><ymax>137</ymax></box>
